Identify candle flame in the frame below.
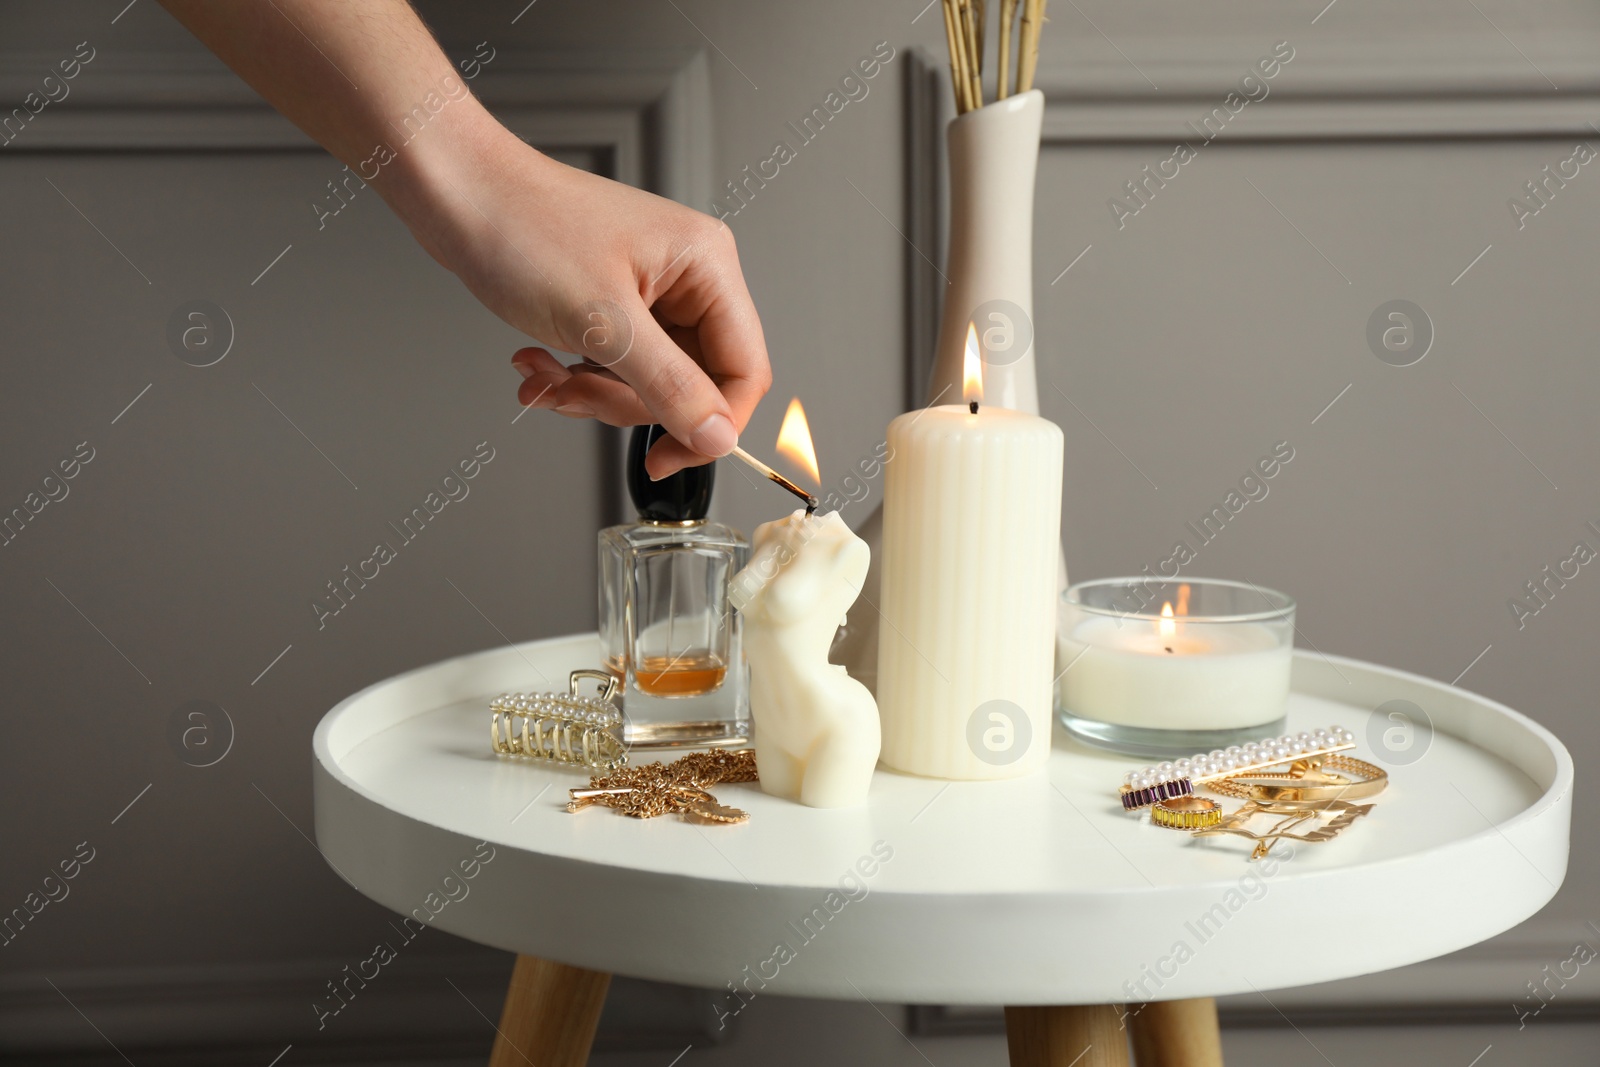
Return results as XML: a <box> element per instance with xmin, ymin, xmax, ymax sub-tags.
<box><xmin>1159</xmin><ymin>601</ymin><xmax>1176</xmax><ymax>640</ymax></box>
<box><xmin>962</xmin><ymin>322</ymin><xmax>983</xmax><ymax>405</ymax></box>
<box><xmin>774</xmin><ymin>397</ymin><xmax>821</xmax><ymax>486</ymax></box>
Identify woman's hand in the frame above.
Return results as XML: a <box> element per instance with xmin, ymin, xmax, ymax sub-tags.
<box><xmin>398</xmin><ymin>117</ymin><xmax>771</xmax><ymax>480</ymax></box>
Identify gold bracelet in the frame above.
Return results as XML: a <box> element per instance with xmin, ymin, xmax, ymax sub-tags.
<box><xmin>1151</xmin><ymin>795</ymin><xmax>1222</xmax><ymax>830</ymax></box>
<box><xmin>1205</xmin><ymin>755</ymin><xmax>1387</xmax><ymax>802</ymax></box>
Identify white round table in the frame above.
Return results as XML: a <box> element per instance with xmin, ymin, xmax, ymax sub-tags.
<box><xmin>313</xmin><ymin>634</ymin><xmax>1571</xmax><ymax>1066</ymax></box>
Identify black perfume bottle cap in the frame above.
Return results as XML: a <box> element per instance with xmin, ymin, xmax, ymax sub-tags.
<box><xmin>627</xmin><ymin>424</ymin><xmax>713</xmax><ymax>522</ymax></box>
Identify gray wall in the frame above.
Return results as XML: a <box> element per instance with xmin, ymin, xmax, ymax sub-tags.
<box><xmin>1</xmin><ymin>0</ymin><xmax>1598</xmax><ymax>1063</ymax></box>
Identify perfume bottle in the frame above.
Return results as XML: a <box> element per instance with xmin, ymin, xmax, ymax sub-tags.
<box><xmin>599</xmin><ymin>425</ymin><xmax>750</xmax><ymax>746</ymax></box>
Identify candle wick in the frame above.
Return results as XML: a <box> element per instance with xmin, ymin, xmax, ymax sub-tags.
<box><xmin>969</xmin><ymin>400</ymin><xmax>979</xmax><ymax>414</ymax></box>
<box><xmin>1164</xmin><ymin>646</ymin><xmax>1173</xmax><ymax>654</ymax></box>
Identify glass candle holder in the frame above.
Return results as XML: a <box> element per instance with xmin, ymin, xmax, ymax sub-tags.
<box><xmin>1056</xmin><ymin>577</ymin><xmax>1294</xmax><ymax>757</ymax></box>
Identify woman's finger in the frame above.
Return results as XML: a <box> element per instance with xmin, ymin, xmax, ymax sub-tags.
<box><xmin>650</xmin><ymin>225</ymin><xmax>772</xmax><ymax>439</ymax></box>
<box><xmin>547</xmin><ymin>372</ymin><xmax>654</xmax><ymax>426</ymax></box>
<box><xmin>583</xmin><ymin>295</ymin><xmax>740</xmax><ymax>466</ymax></box>
<box><xmin>512</xmin><ymin>347</ymin><xmax>564</xmax><ymax>375</ymax></box>
<box><xmin>513</xmin><ymin>348</ymin><xmax>568</xmax><ymax>408</ymax></box>
<box><xmin>643</xmin><ymin>433</ymin><xmax>713</xmax><ymax>481</ymax></box>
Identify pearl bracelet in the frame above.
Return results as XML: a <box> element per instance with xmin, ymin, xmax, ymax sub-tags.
<box><xmin>1118</xmin><ymin>725</ymin><xmax>1357</xmax><ymax>810</ymax></box>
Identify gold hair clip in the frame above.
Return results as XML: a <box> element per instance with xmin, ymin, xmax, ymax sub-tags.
<box><xmin>491</xmin><ymin>670</ymin><xmax>628</xmax><ymax>773</ymax></box>
<box><xmin>1203</xmin><ymin>754</ymin><xmax>1388</xmax><ymax>803</ymax></box>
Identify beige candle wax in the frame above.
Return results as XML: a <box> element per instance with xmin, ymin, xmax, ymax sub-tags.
<box><xmin>875</xmin><ymin>327</ymin><xmax>1064</xmax><ymax>780</ymax></box>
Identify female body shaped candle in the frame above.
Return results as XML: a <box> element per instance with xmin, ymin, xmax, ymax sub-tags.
<box><xmin>729</xmin><ymin>510</ymin><xmax>880</xmax><ymax>808</ymax></box>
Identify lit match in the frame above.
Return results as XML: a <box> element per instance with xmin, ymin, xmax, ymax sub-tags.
<box><xmin>727</xmin><ymin>399</ymin><xmax>822</xmax><ymax>513</ymax></box>
<box><xmin>729</xmin><ymin>446</ymin><xmax>818</xmax><ymax>514</ymax></box>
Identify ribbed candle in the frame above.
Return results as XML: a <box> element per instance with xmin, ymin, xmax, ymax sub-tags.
<box><xmin>875</xmin><ymin>404</ymin><xmax>1063</xmax><ymax>779</ymax></box>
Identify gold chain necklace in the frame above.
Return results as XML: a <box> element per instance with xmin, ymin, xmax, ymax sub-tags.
<box><xmin>567</xmin><ymin>749</ymin><xmax>758</xmax><ymax>823</ymax></box>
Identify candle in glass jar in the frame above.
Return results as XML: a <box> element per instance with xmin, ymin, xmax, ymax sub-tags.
<box><xmin>1057</xmin><ymin>616</ymin><xmax>1290</xmax><ymax>730</ymax></box>
<box><xmin>1055</xmin><ymin>579</ymin><xmax>1295</xmax><ymax>738</ymax></box>
<box><xmin>876</xmin><ymin>326</ymin><xmax>1063</xmax><ymax>780</ymax></box>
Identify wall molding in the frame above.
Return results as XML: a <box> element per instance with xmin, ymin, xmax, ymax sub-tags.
<box><xmin>1029</xmin><ymin>32</ymin><xmax>1600</xmax><ymax>141</ymax></box>
<box><xmin>0</xmin><ymin>954</ymin><xmax>729</xmax><ymax>1063</ymax></box>
<box><xmin>910</xmin><ymin>929</ymin><xmax>1600</xmax><ymax>1037</ymax></box>
<box><xmin>0</xmin><ymin>47</ymin><xmax>713</xmax><ymax>208</ymax></box>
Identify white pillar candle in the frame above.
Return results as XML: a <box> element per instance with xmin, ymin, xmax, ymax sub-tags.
<box><xmin>876</xmin><ymin>332</ymin><xmax>1064</xmax><ymax>780</ymax></box>
<box><xmin>730</xmin><ymin>509</ymin><xmax>881</xmax><ymax>808</ymax></box>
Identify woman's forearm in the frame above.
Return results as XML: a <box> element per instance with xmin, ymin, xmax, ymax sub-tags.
<box><xmin>155</xmin><ymin>0</ymin><xmax>502</xmax><ymax>233</ymax></box>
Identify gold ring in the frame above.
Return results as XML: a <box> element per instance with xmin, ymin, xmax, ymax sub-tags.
<box><xmin>1151</xmin><ymin>795</ymin><xmax>1222</xmax><ymax>830</ymax></box>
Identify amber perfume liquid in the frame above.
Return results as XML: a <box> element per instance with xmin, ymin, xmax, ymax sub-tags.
<box><xmin>606</xmin><ymin>652</ymin><xmax>729</xmax><ymax>697</ymax></box>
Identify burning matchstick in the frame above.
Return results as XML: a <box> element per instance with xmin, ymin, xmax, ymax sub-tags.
<box><xmin>728</xmin><ymin>446</ymin><xmax>818</xmax><ymax>514</ymax></box>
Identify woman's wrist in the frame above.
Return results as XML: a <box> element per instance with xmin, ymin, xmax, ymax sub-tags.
<box><xmin>376</xmin><ymin>98</ymin><xmax>545</xmax><ymax>271</ymax></box>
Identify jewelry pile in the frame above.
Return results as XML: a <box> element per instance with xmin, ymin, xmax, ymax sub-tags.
<box><xmin>1117</xmin><ymin>725</ymin><xmax>1387</xmax><ymax>860</ymax></box>
<box><xmin>1120</xmin><ymin>726</ymin><xmax>1358</xmax><ymax>807</ymax></box>
<box><xmin>489</xmin><ymin>670</ymin><xmax>760</xmax><ymax>825</ymax></box>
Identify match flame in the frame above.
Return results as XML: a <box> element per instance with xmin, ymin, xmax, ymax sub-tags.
<box><xmin>962</xmin><ymin>322</ymin><xmax>983</xmax><ymax>405</ymax></box>
<box><xmin>1159</xmin><ymin>602</ymin><xmax>1176</xmax><ymax>640</ymax></box>
<box><xmin>775</xmin><ymin>397</ymin><xmax>820</xmax><ymax>487</ymax></box>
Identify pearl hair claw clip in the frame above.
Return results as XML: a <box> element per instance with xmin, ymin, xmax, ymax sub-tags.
<box><xmin>491</xmin><ymin>670</ymin><xmax>629</xmax><ymax>774</ymax></box>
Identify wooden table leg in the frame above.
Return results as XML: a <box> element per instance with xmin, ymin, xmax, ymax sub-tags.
<box><xmin>1127</xmin><ymin>998</ymin><xmax>1224</xmax><ymax>1067</ymax></box>
<box><xmin>487</xmin><ymin>954</ymin><xmax>611</xmax><ymax>1067</ymax></box>
<box><xmin>1005</xmin><ymin>1004</ymin><xmax>1130</xmax><ymax>1067</ymax></box>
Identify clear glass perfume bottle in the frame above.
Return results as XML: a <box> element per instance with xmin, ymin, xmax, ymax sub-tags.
<box><xmin>599</xmin><ymin>425</ymin><xmax>749</xmax><ymax>747</ymax></box>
